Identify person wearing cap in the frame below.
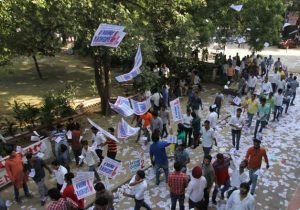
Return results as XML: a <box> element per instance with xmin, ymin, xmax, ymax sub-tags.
<box><xmin>202</xmin><ymin>155</ymin><xmax>215</xmax><ymax>209</ymax></box>
<box><xmin>174</xmin><ymin>143</ymin><xmax>190</xmax><ymax>173</ymax></box>
<box><xmin>225</xmin><ymin>182</ymin><xmax>255</xmax><ymax>210</ymax></box>
<box><xmin>91</xmin><ymin>126</ymin><xmax>106</xmax><ymax>165</ymax></box>
<box><xmin>244</xmin><ymin>94</ymin><xmax>259</xmax><ymax>128</ymax></box>
<box><xmin>229</xmin><ymin>108</ymin><xmax>245</xmax><ymax>152</ymax></box>
<box><xmin>207</xmin><ymin>105</ymin><xmax>218</xmax><ymax>130</ymax></box>
<box><xmin>212</xmin><ymin>153</ymin><xmax>231</xmax><ymax>205</ymax></box>
<box><xmin>244</xmin><ymin>139</ymin><xmax>269</xmax><ymax>194</ymax></box>
<box><xmin>254</xmin><ymin>97</ymin><xmax>270</xmax><ymax>138</ymax></box>
<box><xmin>168</xmin><ymin>162</ymin><xmax>188</xmax><ymax>210</ymax></box>
<box><xmin>186</xmin><ymin>166</ymin><xmax>207</xmax><ymax>210</ymax></box>
<box><xmin>200</xmin><ymin>120</ymin><xmax>217</xmax><ymax>156</ymax></box>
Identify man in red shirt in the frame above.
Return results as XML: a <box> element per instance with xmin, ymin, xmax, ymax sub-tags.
<box><xmin>245</xmin><ymin>138</ymin><xmax>269</xmax><ymax>194</ymax></box>
<box><xmin>138</xmin><ymin>111</ymin><xmax>153</xmax><ymax>143</ymax></box>
<box><xmin>212</xmin><ymin>153</ymin><xmax>231</xmax><ymax>205</ymax></box>
<box><xmin>168</xmin><ymin>162</ymin><xmax>188</xmax><ymax>210</ymax></box>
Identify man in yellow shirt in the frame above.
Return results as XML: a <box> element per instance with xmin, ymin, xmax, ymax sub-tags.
<box><xmin>244</xmin><ymin>94</ymin><xmax>259</xmax><ymax>128</ymax></box>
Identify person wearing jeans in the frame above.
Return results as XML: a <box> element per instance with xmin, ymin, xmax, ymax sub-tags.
<box><xmin>244</xmin><ymin>94</ymin><xmax>259</xmax><ymax>128</ymax></box>
<box><xmin>80</xmin><ymin>140</ymin><xmax>100</xmax><ymax>181</ymax></box>
<box><xmin>254</xmin><ymin>98</ymin><xmax>269</xmax><ymax>138</ymax></box>
<box><xmin>150</xmin><ymin>129</ymin><xmax>170</xmax><ymax>185</ymax></box>
<box><xmin>245</xmin><ymin>139</ymin><xmax>269</xmax><ymax>194</ymax></box>
<box><xmin>229</xmin><ymin>108</ymin><xmax>245</xmax><ymax>151</ymax></box>
<box><xmin>168</xmin><ymin>162</ymin><xmax>188</xmax><ymax>210</ymax></box>
<box><xmin>212</xmin><ymin>153</ymin><xmax>231</xmax><ymax>205</ymax></box>
<box><xmin>91</xmin><ymin>126</ymin><xmax>106</xmax><ymax>165</ymax></box>
<box><xmin>124</xmin><ymin>170</ymin><xmax>151</xmax><ymax>210</ymax></box>
<box><xmin>273</xmin><ymin>89</ymin><xmax>284</xmax><ymax>121</ymax></box>
<box><xmin>200</xmin><ymin>120</ymin><xmax>217</xmax><ymax>156</ymax></box>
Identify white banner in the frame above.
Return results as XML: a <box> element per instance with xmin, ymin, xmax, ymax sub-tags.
<box><xmin>72</xmin><ymin>172</ymin><xmax>95</xmax><ymax>200</ymax></box>
<box><xmin>115</xmin><ymin>45</ymin><xmax>142</xmax><ymax>82</ymax></box>
<box><xmin>230</xmin><ymin>4</ymin><xmax>243</xmax><ymax>12</ymax></box>
<box><xmin>130</xmin><ymin>98</ymin><xmax>151</xmax><ymax>115</ymax></box>
<box><xmin>87</xmin><ymin>118</ymin><xmax>119</xmax><ymax>142</ymax></box>
<box><xmin>109</xmin><ymin>103</ymin><xmax>134</xmax><ymax>117</ymax></box>
<box><xmin>170</xmin><ymin>98</ymin><xmax>183</xmax><ymax>122</ymax></box>
<box><xmin>91</xmin><ymin>24</ymin><xmax>126</xmax><ymax>47</ymax></box>
<box><xmin>117</xmin><ymin>118</ymin><xmax>140</xmax><ymax>139</ymax></box>
<box><xmin>98</xmin><ymin>157</ymin><xmax>121</xmax><ymax>178</ymax></box>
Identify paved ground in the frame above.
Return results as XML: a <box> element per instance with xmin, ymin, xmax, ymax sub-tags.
<box><xmin>0</xmin><ymin>45</ymin><xmax>300</xmax><ymax>210</ymax></box>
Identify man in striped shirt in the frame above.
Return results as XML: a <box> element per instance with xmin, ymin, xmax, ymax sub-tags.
<box><xmin>104</xmin><ymin>127</ymin><xmax>118</xmax><ymax>160</ymax></box>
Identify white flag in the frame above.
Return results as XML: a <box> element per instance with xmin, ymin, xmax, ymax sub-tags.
<box><xmin>230</xmin><ymin>4</ymin><xmax>243</xmax><ymax>12</ymax></box>
<box><xmin>87</xmin><ymin>118</ymin><xmax>119</xmax><ymax>142</ymax></box>
<box><xmin>130</xmin><ymin>98</ymin><xmax>151</xmax><ymax>115</ymax></box>
<box><xmin>117</xmin><ymin>118</ymin><xmax>140</xmax><ymax>139</ymax></box>
<box><xmin>170</xmin><ymin>98</ymin><xmax>183</xmax><ymax>122</ymax></box>
<box><xmin>91</xmin><ymin>24</ymin><xmax>126</xmax><ymax>47</ymax></box>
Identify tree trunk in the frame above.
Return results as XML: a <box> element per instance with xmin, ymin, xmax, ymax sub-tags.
<box><xmin>103</xmin><ymin>49</ymin><xmax>111</xmax><ymax>115</ymax></box>
<box><xmin>32</xmin><ymin>55</ymin><xmax>42</xmax><ymax>79</ymax></box>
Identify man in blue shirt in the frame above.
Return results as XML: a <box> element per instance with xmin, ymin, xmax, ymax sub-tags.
<box><xmin>150</xmin><ymin>129</ymin><xmax>170</xmax><ymax>185</ymax></box>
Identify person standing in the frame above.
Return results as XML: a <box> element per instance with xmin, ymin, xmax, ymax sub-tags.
<box><xmin>51</xmin><ymin>160</ymin><xmax>68</xmax><ymax>190</ymax></box>
<box><xmin>182</xmin><ymin>108</ymin><xmax>193</xmax><ymax>146</ymax></box>
<box><xmin>225</xmin><ymin>183</ymin><xmax>255</xmax><ymax>210</ymax></box>
<box><xmin>212</xmin><ymin>153</ymin><xmax>231</xmax><ymax>205</ymax></box>
<box><xmin>227</xmin><ymin>64</ymin><xmax>235</xmax><ymax>82</ymax></box>
<box><xmin>138</xmin><ymin>111</ymin><xmax>153</xmax><ymax>143</ymax></box>
<box><xmin>289</xmin><ymin>76</ymin><xmax>299</xmax><ymax>105</ymax></box>
<box><xmin>274</xmin><ymin>58</ymin><xmax>282</xmax><ymax>71</ymax></box>
<box><xmin>5</xmin><ymin>147</ymin><xmax>32</xmax><ymax>203</ymax></box>
<box><xmin>25</xmin><ymin>153</ymin><xmax>52</xmax><ymax>206</ymax></box>
<box><xmin>207</xmin><ymin>105</ymin><xmax>218</xmax><ymax>130</ymax></box>
<box><xmin>151</xmin><ymin>88</ymin><xmax>162</xmax><ymax>111</ymax></box>
<box><xmin>214</xmin><ymin>92</ymin><xmax>224</xmax><ymax>119</ymax></box>
<box><xmin>229</xmin><ymin>108</ymin><xmax>245</xmax><ymax>152</ymax></box>
<box><xmin>187</xmin><ymin>166</ymin><xmax>207</xmax><ymax>210</ymax></box>
<box><xmin>245</xmin><ymin>139</ymin><xmax>269</xmax><ymax>195</ymax></box>
<box><xmin>94</xmin><ymin>182</ymin><xmax>114</xmax><ymax>210</ymax></box>
<box><xmin>202</xmin><ymin>155</ymin><xmax>215</xmax><ymax>209</ymax></box>
<box><xmin>91</xmin><ymin>126</ymin><xmax>106</xmax><ymax>164</ymax></box>
<box><xmin>189</xmin><ymin>91</ymin><xmax>203</xmax><ymax>117</ymax></box>
<box><xmin>176</xmin><ymin>123</ymin><xmax>186</xmax><ymax>146</ymax></box>
<box><xmin>123</xmin><ymin>170</ymin><xmax>151</xmax><ymax>210</ymax></box>
<box><xmin>273</xmin><ymin>89</ymin><xmax>284</xmax><ymax>121</ymax></box>
<box><xmin>168</xmin><ymin>162</ymin><xmax>188</xmax><ymax>210</ymax></box>
<box><xmin>150</xmin><ymin>110</ymin><xmax>163</xmax><ymax>133</ymax></box>
<box><xmin>159</xmin><ymin>105</ymin><xmax>170</xmax><ymax>138</ymax></box>
<box><xmin>200</xmin><ymin>120</ymin><xmax>217</xmax><ymax>156</ymax></box>
<box><xmin>261</xmin><ymin>77</ymin><xmax>273</xmax><ymax>97</ymax></box>
<box><xmin>246</xmin><ymin>74</ymin><xmax>257</xmax><ymax>93</ymax></box>
<box><xmin>174</xmin><ymin>143</ymin><xmax>190</xmax><ymax>172</ymax></box>
<box><xmin>103</xmin><ymin>127</ymin><xmax>118</xmax><ymax>160</ymax></box>
<box><xmin>191</xmin><ymin>111</ymin><xmax>201</xmax><ymax>149</ymax></box>
<box><xmin>47</xmin><ymin>188</ymin><xmax>78</xmax><ymax>210</ymax></box>
<box><xmin>62</xmin><ymin>173</ymin><xmax>84</xmax><ymax>210</ymax></box>
<box><xmin>244</xmin><ymin>94</ymin><xmax>259</xmax><ymax>128</ymax></box>
<box><xmin>80</xmin><ymin>140</ymin><xmax>101</xmax><ymax>181</ymax></box>
<box><xmin>149</xmin><ymin>129</ymin><xmax>170</xmax><ymax>185</ymax></box>
<box><xmin>69</xmin><ymin>124</ymin><xmax>82</xmax><ymax>166</ymax></box>
<box><xmin>283</xmin><ymin>85</ymin><xmax>294</xmax><ymax>113</ymax></box>
<box><xmin>254</xmin><ymin>98</ymin><xmax>269</xmax><ymax>138</ymax></box>
<box><xmin>51</xmin><ymin>123</ymin><xmax>69</xmax><ymax>160</ymax></box>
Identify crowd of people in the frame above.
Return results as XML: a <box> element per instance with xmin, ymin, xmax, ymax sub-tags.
<box><xmin>1</xmin><ymin>51</ymin><xmax>299</xmax><ymax>210</ymax></box>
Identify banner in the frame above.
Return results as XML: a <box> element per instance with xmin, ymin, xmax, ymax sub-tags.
<box><xmin>117</xmin><ymin>118</ymin><xmax>140</xmax><ymax>139</ymax></box>
<box><xmin>72</xmin><ymin>172</ymin><xmax>95</xmax><ymax>200</ymax></box>
<box><xmin>170</xmin><ymin>98</ymin><xmax>183</xmax><ymax>122</ymax></box>
<box><xmin>128</xmin><ymin>159</ymin><xmax>142</xmax><ymax>173</ymax></box>
<box><xmin>115</xmin><ymin>45</ymin><xmax>142</xmax><ymax>82</ymax></box>
<box><xmin>98</xmin><ymin>157</ymin><xmax>121</xmax><ymax>178</ymax></box>
<box><xmin>230</xmin><ymin>4</ymin><xmax>243</xmax><ymax>12</ymax></box>
<box><xmin>109</xmin><ymin>96</ymin><xmax>134</xmax><ymax>117</ymax></box>
<box><xmin>232</xmin><ymin>96</ymin><xmax>241</xmax><ymax>105</ymax></box>
<box><xmin>87</xmin><ymin>118</ymin><xmax>119</xmax><ymax>142</ymax></box>
<box><xmin>91</xmin><ymin>24</ymin><xmax>126</xmax><ymax>47</ymax></box>
<box><xmin>130</xmin><ymin>98</ymin><xmax>151</xmax><ymax>115</ymax></box>
<box><xmin>166</xmin><ymin>135</ymin><xmax>177</xmax><ymax>144</ymax></box>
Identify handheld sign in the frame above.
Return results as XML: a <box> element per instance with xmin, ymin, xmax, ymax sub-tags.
<box><xmin>91</xmin><ymin>24</ymin><xmax>126</xmax><ymax>47</ymax></box>
<box><xmin>98</xmin><ymin>157</ymin><xmax>121</xmax><ymax>178</ymax></box>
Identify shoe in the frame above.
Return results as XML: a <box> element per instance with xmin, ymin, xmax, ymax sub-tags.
<box><xmin>212</xmin><ymin>200</ymin><xmax>217</xmax><ymax>205</ymax></box>
<box><xmin>25</xmin><ymin>193</ymin><xmax>33</xmax><ymax>198</ymax></box>
<box><xmin>16</xmin><ymin>199</ymin><xmax>22</xmax><ymax>204</ymax></box>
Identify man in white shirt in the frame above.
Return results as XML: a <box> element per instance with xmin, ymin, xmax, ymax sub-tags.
<box><xmin>247</xmin><ymin>74</ymin><xmax>257</xmax><ymax>93</ymax></box>
<box><xmin>187</xmin><ymin>166</ymin><xmax>207</xmax><ymax>209</ymax></box>
<box><xmin>269</xmin><ymin>70</ymin><xmax>280</xmax><ymax>92</ymax></box>
<box><xmin>91</xmin><ymin>126</ymin><xmax>106</xmax><ymax>164</ymax></box>
<box><xmin>80</xmin><ymin>140</ymin><xmax>100</xmax><ymax>181</ymax></box>
<box><xmin>200</xmin><ymin>120</ymin><xmax>217</xmax><ymax>156</ymax></box>
<box><xmin>123</xmin><ymin>170</ymin><xmax>151</xmax><ymax>210</ymax></box>
<box><xmin>277</xmin><ymin>78</ymin><xmax>286</xmax><ymax>91</ymax></box>
<box><xmin>151</xmin><ymin>89</ymin><xmax>162</xmax><ymax>111</ymax></box>
<box><xmin>273</xmin><ymin>89</ymin><xmax>284</xmax><ymax>121</ymax></box>
<box><xmin>261</xmin><ymin>77</ymin><xmax>273</xmax><ymax>96</ymax></box>
<box><xmin>161</xmin><ymin>64</ymin><xmax>170</xmax><ymax>79</ymax></box>
<box><xmin>51</xmin><ymin>160</ymin><xmax>68</xmax><ymax>190</ymax></box>
<box><xmin>226</xmin><ymin>182</ymin><xmax>255</xmax><ymax>210</ymax></box>
<box><xmin>229</xmin><ymin>108</ymin><xmax>245</xmax><ymax>151</ymax></box>
<box><xmin>182</xmin><ymin>108</ymin><xmax>193</xmax><ymax>146</ymax></box>
<box><xmin>207</xmin><ymin>105</ymin><xmax>218</xmax><ymax>130</ymax></box>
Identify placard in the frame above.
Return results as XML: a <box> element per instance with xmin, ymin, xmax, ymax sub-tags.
<box><xmin>98</xmin><ymin>157</ymin><xmax>121</xmax><ymax>178</ymax></box>
<box><xmin>128</xmin><ymin>159</ymin><xmax>142</xmax><ymax>173</ymax></box>
<box><xmin>72</xmin><ymin>173</ymin><xmax>95</xmax><ymax>200</ymax></box>
<box><xmin>170</xmin><ymin>98</ymin><xmax>183</xmax><ymax>121</ymax></box>
<box><xmin>117</xmin><ymin>118</ymin><xmax>140</xmax><ymax>139</ymax></box>
<box><xmin>91</xmin><ymin>24</ymin><xmax>126</xmax><ymax>47</ymax></box>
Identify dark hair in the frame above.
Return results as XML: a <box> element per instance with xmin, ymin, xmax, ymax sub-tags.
<box><xmin>65</xmin><ymin>172</ymin><xmax>74</xmax><ymax>182</ymax></box>
<box><xmin>108</xmin><ymin>127</ymin><xmax>115</xmax><ymax>132</ymax></box>
<box><xmin>204</xmin><ymin>155</ymin><xmax>212</xmax><ymax>161</ymax></box>
<box><xmin>294</xmin><ymin>76</ymin><xmax>297</xmax><ymax>80</ymax></box>
<box><xmin>136</xmin><ymin>170</ymin><xmax>145</xmax><ymax>179</ymax></box>
<box><xmin>240</xmin><ymin>182</ymin><xmax>250</xmax><ymax>191</ymax></box>
<box><xmin>177</xmin><ymin>123</ymin><xmax>184</xmax><ymax>132</ymax></box>
<box><xmin>174</xmin><ymin>162</ymin><xmax>182</xmax><ymax>171</ymax></box>
<box><xmin>25</xmin><ymin>153</ymin><xmax>33</xmax><ymax>160</ymax></box>
<box><xmin>60</xmin><ymin>144</ymin><xmax>68</xmax><ymax>153</ymax></box>
<box><xmin>5</xmin><ymin>146</ymin><xmax>14</xmax><ymax>156</ymax></box>
<box><xmin>216</xmin><ymin>153</ymin><xmax>224</xmax><ymax>159</ymax></box>
<box><xmin>48</xmin><ymin>188</ymin><xmax>61</xmax><ymax>201</ymax></box>
<box><xmin>95</xmin><ymin>196</ymin><xmax>109</xmax><ymax>207</ymax></box>
<box><xmin>278</xmin><ymin>89</ymin><xmax>283</xmax><ymax>94</ymax></box>
<box><xmin>51</xmin><ymin>160</ymin><xmax>60</xmax><ymax>166</ymax></box>
<box><xmin>261</xmin><ymin>98</ymin><xmax>266</xmax><ymax>103</ymax></box>
<box><xmin>204</xmin><ymin>120</ymin><xmax>210</xmax><ymax>124</ymax></box>
<box><xmin>253</xmin><ymin>138</ymin><xmax>261</xmax><ymax>144</ymax></box>
<box><xmin>91</xmin><ymin>126</ymin><xmax>98</xmax><ymax>131</ymax></box>
<box><xmin>94</xmin><ymin>182</ymin><xmax>105</xmax><ymax>192</ymax></box>
<box><xmin>81</xmin><ymin>140</ymin><xmax>88</xmax><ymax>146</ymax></box>
<box><xmin>151</xmin><ymin>129</ymin><xmax>160</xmax><ymax>142</ymax></box>
<box><xmin>191</xmin><ymin>111</ymin><xmax>197</xmax><ymax>118</ymax></box>
<box><xmin>152</xmin><ymin>110</ymin><xmax>158</xmax><ymax>117</ymax></box>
